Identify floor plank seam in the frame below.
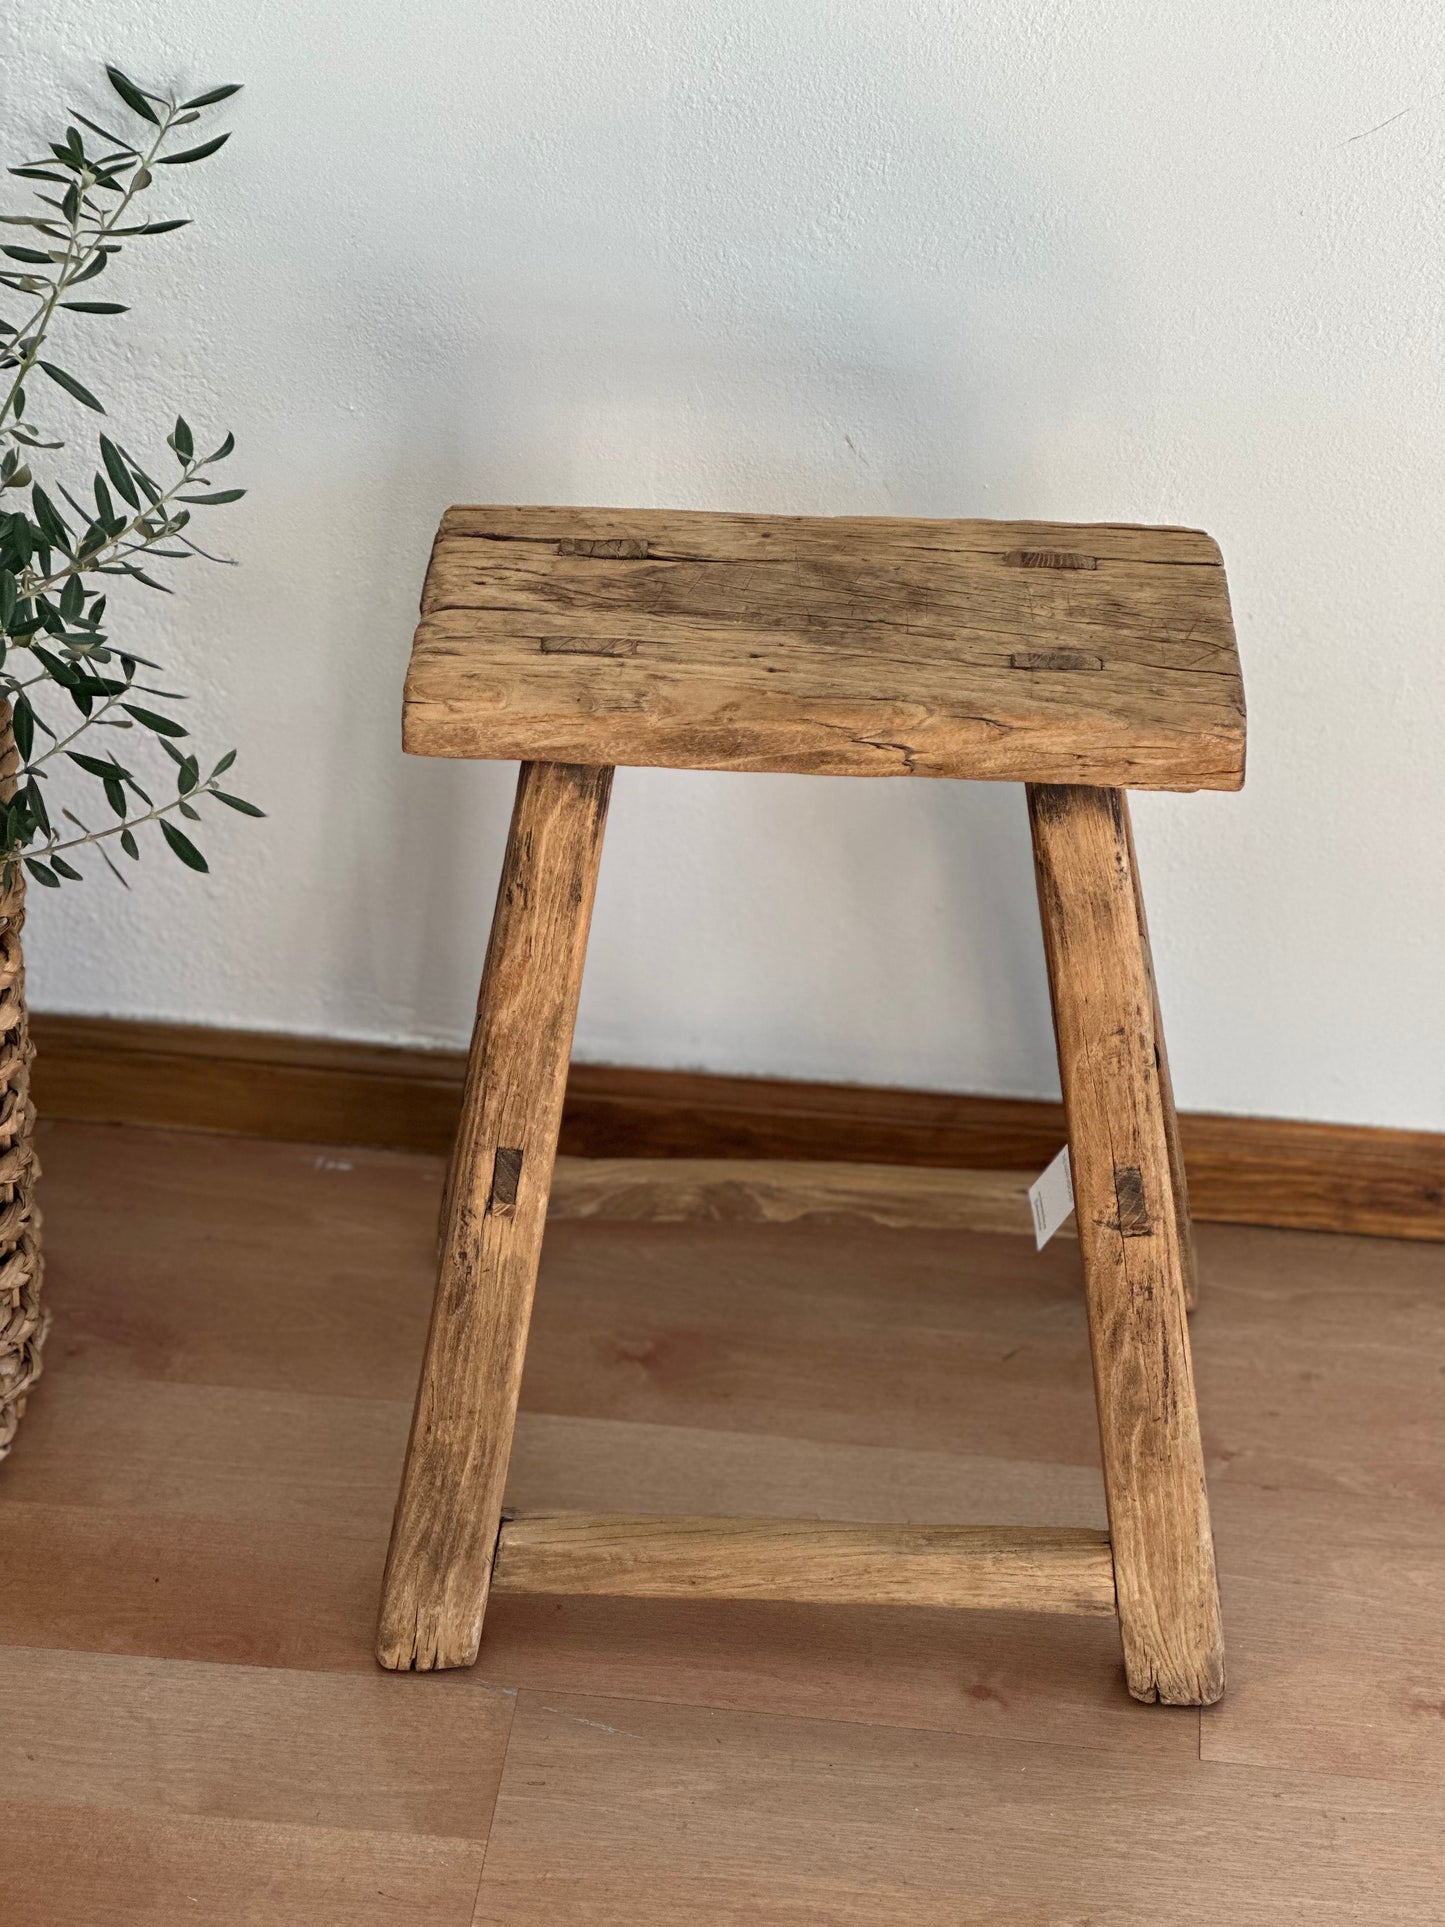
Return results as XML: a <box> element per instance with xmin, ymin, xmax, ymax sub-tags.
<box><xmin>468</xmin><ymin>1690</ymin><xmax>522</xmax><ymax>1925</ymax></box>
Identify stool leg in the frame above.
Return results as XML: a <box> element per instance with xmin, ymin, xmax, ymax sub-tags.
<box><xmin>1027</xmin><ymin>783</ymin><xmax>1224</xmax><ymax>1706</ymax></box>
<box><xmin>377</xmin><ymin>761</ymin><xmax>613</xmax><ymax>1670</ymax></box>
<box><xmin>1123</xmin><ymin>802</ymin><xmax>1199</xmax><ymax>1310</ymax></box>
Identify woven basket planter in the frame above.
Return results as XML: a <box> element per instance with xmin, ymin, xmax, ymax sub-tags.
<box><xmin>0</xmin><ymin>710</ymin><xmax>44</xmax><ymax>1461</ymax></box>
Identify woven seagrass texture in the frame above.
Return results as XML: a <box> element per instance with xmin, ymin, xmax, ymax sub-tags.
<box><xmin>0</xmin><ymin>706</ymin><xmax>44</xmax><ymax>1460</ymax></box>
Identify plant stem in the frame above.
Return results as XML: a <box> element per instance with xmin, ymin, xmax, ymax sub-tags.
<box><xmin>23</xmin><ymin>685</ymin><xmax>129</xmax><ymax>771</ymax></box>
<box><xmin>0</xmin><ymin>107</ymin><xmax>178</xmax><ymax>432</ymax></box>
<box><xmin>31</xmin><ymin>780</ymin><xmax>217</xmax><ymax>861</ymax></box>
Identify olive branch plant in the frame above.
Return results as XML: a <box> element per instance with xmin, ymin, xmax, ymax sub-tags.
<box><xmin>0</xmin><ymin>62</ymin><xmax>260</xmax><ymax>895</ymax></box>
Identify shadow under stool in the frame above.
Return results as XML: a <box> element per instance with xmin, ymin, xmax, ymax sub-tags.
<box><xmin>377</xmin><ymin>505</ymin><xmax>1246</xmax><ymax>1707</ymax></box>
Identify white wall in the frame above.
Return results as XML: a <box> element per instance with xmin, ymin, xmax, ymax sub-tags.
<box><xmin>5</xmin><ymin>1</ymin><xmax>1444</xmax><ymax>1128</ymax></box>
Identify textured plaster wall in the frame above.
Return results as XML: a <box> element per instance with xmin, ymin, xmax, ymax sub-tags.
<box><xmin>3</xmin><ymin>1</ymin><xmax>1443</xmax><ymax>1127</ymax></box>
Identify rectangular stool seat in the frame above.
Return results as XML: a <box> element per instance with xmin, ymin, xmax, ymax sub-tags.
<box><xmin>405</xmin><ymin>505</ymin><xmax>1245</xmax><ymax>790</ymax></box>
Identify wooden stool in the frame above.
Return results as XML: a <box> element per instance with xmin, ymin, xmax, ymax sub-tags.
<box><xmin>379</xmin><ymin>506</ymin><xmax>1245</xmax><ymax>1706</ymax></box>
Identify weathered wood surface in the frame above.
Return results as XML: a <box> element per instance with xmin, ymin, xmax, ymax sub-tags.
<box><xmin>547</xmin><ymin>1155</ymin><xmax>1056</xmax><ymax>1235</ymax></box>
<box><xmin>405</xmin><ymin>506</ymin><xmax>1245</xmax><ymax>790</ymax></box>
<box><xmin>377</xmin><ymin>761</ymin><xmax>612</xmax><ymax>1671</ymax></box>
<box><xmin>492</xmin><ymin>1512</ymin><xmax>1118</xmax><ymax>1615</ymax></box>
<box><xmin>1122</xmin><ymin>800</ymin><xmax>1199</xmax><ymax>1307</ymax></box>
<box><xmin>1028</xmin><ymin>783</ymin><xmax>1224</xmax><ymax>1705</ymax></box>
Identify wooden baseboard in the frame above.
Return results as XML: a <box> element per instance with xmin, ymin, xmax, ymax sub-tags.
<box><xmin>28</xmin><ymin>1013</ymin><xmax>1445</xmax><ymax>1243</ymax></box>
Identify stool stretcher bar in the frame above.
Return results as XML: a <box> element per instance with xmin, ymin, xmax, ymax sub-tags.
<box><xmin>547</xmin><ymin>1156</ymin><xmax>1061</xmax><ymax>1238</ymax></box>
<box><xmin>492</xmin><ymin>1512</ymin><xmax>1119</xmax><ymax>1617</ymax></box>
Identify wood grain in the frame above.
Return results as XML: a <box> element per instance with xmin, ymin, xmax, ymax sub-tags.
<box><xmin>6</xmin><ymin>1802</ymin><xmax>487</xmax><ymax>1927</ymax></box>
<box><xmin>548</xmin><ymin>1156</ymin><xmax>1049</xmax><ymax>1233</ymax></box>
<box><xmin>378</xmin><ymin>761</ymin><xmax>612</xmax><ymax>1672</ymax></box>
<box><xmin>1124</xmin><ymin>799</ymin><xmax>1199</xmax><ymax>1307</ymax></box>
<box><xmin>492</xmin><ymin>1513</ymin><xmax>1117</xmax><ymax>1614</ymax></box>
<box><xmin>472</xmin><ymin>1690</ymin><xmax>1445</xmax><ymax>1927</ymax></box>
<box><xmin>1028</xmin><ymin>783</ymin><xmax>1223</xmax><ymax>1705</ymax></box>
<box><xmin>0</xmin><ymin>1643</ymin><xmax>513</xmax><ymax>1837</ymax></box>
<box><xmin>438</xmin><ymin>505</ymin><xmax>1226</xmax><ymax>564</ymax></box>
<box><xmin>405</xmin><ymin>505</ymin><xmax>1245</xmax><ymax>789</ymax></box>
<box><xmin>28</xmin><ymin>1015</ymin><xmax>1445</xmax><ymax>1242</ymax></box>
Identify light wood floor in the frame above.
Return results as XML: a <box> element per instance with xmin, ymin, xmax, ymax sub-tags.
<box><xmin>3</xmin><ymin>1120</ymin><xmax>1444</xmax><ymax>1924</ymax></box>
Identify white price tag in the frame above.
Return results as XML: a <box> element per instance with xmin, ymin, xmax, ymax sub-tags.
<box><xmin>1028</xmin><ymin>1145</ymin><xmax>1075</xmax><ymax>1249</ymax></box>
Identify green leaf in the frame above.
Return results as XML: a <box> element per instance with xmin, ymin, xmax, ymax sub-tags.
<box><xmin>30</xmin><ymin>647</ymin><xmax>76</xmax><ymax>688</ymax></box>
<box><xmin>50</xmin><ymin>854</ymin><xmax>83</xmax><ymax>881</ymax></box>
<box><xmin>119</xmin><ymin>827</ymin><xmax>139</xmax><ymax>859</ymax></box>
<box><xmin>1</xmin><ymin>245</ymin><xmax>55</xmax><ymax>264</ymax></box>
<box><xmin>39</xmin><ymin>362</ymin><xmax>104</xmax><ymax>412</ymax></box>
<box><xmin>31</xmin><ymin>485</ymin><xmax>71</xmax><ymax>549</ymax></box>
<box><xmin>103</xmin><ymin>777</ymin><xmax>126</xmax><ymax>817</ymax></box>
<box><xmin>213</xmin><ymin>790</ymin><xmax>264</xmax><ymax>817</ymax></box>
<box><xmin>157</xmin><ymin>132</ymin><xmax>231</xmax><ymax>166</ymax></box>
<box><xmin>24</xmin><ymin>778</ymin><xmax>51</xmax><ymax>835</ymax></box>
<box><xmin>24</xmin><ymin>857</ymin><xmax>60</xmax><ymax>888</ymax></box>
<box><xmin>171</xmin><ymin>416</ymin><xmax>194</xmax><ymax>461</ymax></box>
<box><xmin>0</xmin><ymin>573</ymin><xmax>15</xmax><ymax>628</ymax></box>
<box><xmin>111</xmin><ymin>218</ymin><xmax>190</xmax><ymax>237</ymax></box>
<box><xmin>68</xmin><ymin>751</ymin><xmax>128</xmax><ymax>778</ymax></box>
<box><xmin>61</xmin><ymin>300</ymin><xmax>129</xmax><ymax>314</ymax></box>
<box><xmin>12</xmin><ymin>694</ymin><xmax>33</xmax><ymax>760</ymax></box>
<box><xmin>181</xmin><ymin>83</ymin><xmax>243</xmax><ymax>109</ymax></box>
<box><xmin>160</xmin><ymin>819</ymin><xmax>208</xmax><ymax>872</ymax></box>
<box><xmin>106</xmin><ymin>66</ymin><xmax>159</xmax><ymax>124</ymax></box>
<box><xmin>98</xmin><ymin>436</ymin><xmax>139</xmax><ymax>508</ymax></box>
<box><xmin>121</xmin><ymin>703</ymin><xmax>187</xmax><ymax>737</ymax></box>
<box><xmin>178</xmin><ymin>488</ymin><xmax>245</xmax><ymax>506</ymax></box>
<box><xmin>120</xmin><ymin>449</ymin><xmax>162</xmax><ymax>502</ymax></box>
<box><xmin>73</xmin><ymin>113</ymin><xmax>135</xmax><ymax>149</ymax></box>
<box><xmin>125</xmin><ymin>568</ymin><xmax>174</xmax><ymax>593</ymax></box>
<box><xmin>208</xmin><ymin>431</ymin><xmax>236</xmax><ymax>462</ymax></box>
